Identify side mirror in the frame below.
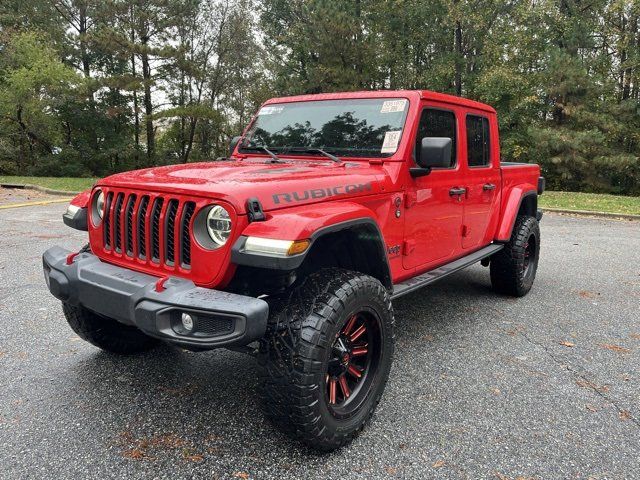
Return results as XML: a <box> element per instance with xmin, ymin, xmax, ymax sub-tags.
<box><xmin>411</xmin><ymin>137</ymin><xmax>452</xmax><ymax>178</ymax></box>
<box><xmin>229</xmin><ymin>135</ymin><xmax>242</xmax><ymax>156</ymax></box>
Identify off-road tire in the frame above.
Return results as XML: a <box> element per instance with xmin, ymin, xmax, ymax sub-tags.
<box><xmin>62</xmin><ymin>302</ymin><xmax>158</xmax><ymax>354</ymax></box>
<box><xmin>257</xmin><ymin>268</ymin><xmax>394</xmax><ymax>452</ymax></box>
<box><xmin>490</xmin><ymin>215</ymin><xmax>540</xmax><ymax>297</ymax></box>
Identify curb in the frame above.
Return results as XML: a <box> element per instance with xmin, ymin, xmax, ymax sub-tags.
<box><xmin>0</xmin><ymin>183</ymin><xmax>80</xmax><ymax>196</ymax></box>
<box><xmin>0</xmin><ymin>198</ymin><xmax>73</xmax><ymax>210</ymax></box>
<box><xmin>541</xmin><ymin>207</ymin><xmax>640</xmax><ymax>221</ymax></box>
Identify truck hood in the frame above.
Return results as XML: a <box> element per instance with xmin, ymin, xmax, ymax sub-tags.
<box><xmin>97</xmin><ymin>159</ymin><xmax>387</xmax><ymax>214</ymax></box>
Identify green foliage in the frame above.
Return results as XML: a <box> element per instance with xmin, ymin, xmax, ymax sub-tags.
<box><xmin>0</xmin><ymin>0</ymin><xmax>638</xmax><ymax>195</ymax></box>
<box><xmin>0</xmin><ymin>32</ymin><xmax>80</xmax><ymax>168</ymax></box>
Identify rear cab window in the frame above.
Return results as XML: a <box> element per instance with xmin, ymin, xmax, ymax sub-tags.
<box><xmin>466</xmin><ymin>115</ymin><xmax>491</xmax><ymax>167</ymax></box>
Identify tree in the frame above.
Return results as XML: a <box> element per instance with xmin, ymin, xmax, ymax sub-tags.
<box><xmin>0</xmin><ymin>32</ymin><xmax>80</xmax><ymax>172</ymax></box>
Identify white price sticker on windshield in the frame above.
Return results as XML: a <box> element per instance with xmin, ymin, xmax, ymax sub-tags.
<box><xmin>259</xmin><ymin>106</ymin><xmax>284</xmax><ymax>115</ymax></box>
<box><xmin>380</xmin><ymin>99</ymin><xmax>407</xmax><ymax>113</ymax></box>
<box><xmin>381</xmin><ymin>130</ymin><xmax>402</xmax><ymax>153</ymax></box>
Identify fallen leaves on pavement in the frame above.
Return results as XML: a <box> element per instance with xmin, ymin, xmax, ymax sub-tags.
<box><xmin>619</xmin><ymin>410</ymin><xmax>632</xmax><ymax>421</ymax></box>
<box><xmin>577</xmin><ymin>290</ymin><xmax>600</xmax><ymax>299</ymax></box>
<box><xmin>576</xmin><ymin>379</ymin><xmax>609</xmax><ymax>393</ymax></box>
<box><xmin>122</xmin><ymin>448</ymin><xmax>149</xmax><ymax>460</ymax></box>
<box><xmin>559</xmin><ymin>341</ymin><xmax>575</xmax><ymax>347</ymax></box>
<box><xmin>600</xmin><ymin>344</ymin><xmax>631</xmax><ymax>353</ymax></box>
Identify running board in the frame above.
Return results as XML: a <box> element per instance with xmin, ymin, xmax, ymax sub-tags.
<box><xmin>391</xmin><ymin>244</ymin><xmax>504</xmax><ymax>300</ymax></box>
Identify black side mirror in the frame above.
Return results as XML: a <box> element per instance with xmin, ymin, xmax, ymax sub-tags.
<box><xmin>229</xmin><ymin>136</ymin><xmax>242</xmax><ymax>156</ymax></box>
<box><xmin>410</xmin><ymin>137</ymin><xmax>453</xmax><ymax>178</ymax></box>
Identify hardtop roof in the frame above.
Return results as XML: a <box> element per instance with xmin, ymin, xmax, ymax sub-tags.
<box><xmin>264</xmin><ymin>89</ymin><xmax>496</xmax><ymax>114</ymax></box>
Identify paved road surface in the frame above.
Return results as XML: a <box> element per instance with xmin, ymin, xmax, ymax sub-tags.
<box><xmin>1</xmin><ymin>204</ymin><xmax>639</xmax><ymax>479</ymax></box>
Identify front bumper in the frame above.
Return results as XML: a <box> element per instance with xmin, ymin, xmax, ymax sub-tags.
<box><xmin>42</xmin><ymin>246</ymin><xmax>269</xmax><ymax>349</ymax></box>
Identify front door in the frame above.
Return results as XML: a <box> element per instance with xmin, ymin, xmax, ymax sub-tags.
<box><xmin>403</xmin><ymin>106</ymin><xmax>464</xmax><ymax>271</ymax></box>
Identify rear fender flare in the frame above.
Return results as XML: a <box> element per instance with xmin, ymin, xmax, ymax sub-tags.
<box><xmin>495</xmin><ymin>187</ymin><xmax>537</xmax><ymax>242</ymax></box>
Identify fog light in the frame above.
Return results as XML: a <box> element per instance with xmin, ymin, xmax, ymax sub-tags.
<box><xmin>181</xmin><ymin>313</ymin><xmax>194</xmax><ymax>332</ymax></box>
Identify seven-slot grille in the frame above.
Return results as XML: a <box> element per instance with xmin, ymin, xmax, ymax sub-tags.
<box><xmin>101</xmin><ymin>191</ymin><xmax>196</xmax><ymax>269</ymax></box>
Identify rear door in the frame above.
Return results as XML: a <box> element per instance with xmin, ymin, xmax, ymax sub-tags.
<box><xmin>402</xmin><ymin>105</ymin><xmax>465</xmax><ymax>270</ymax></box>
<box><xmin>461</xmin><ymin>113</ymin><xmax>501</xmax><ymax>249</ymax></box>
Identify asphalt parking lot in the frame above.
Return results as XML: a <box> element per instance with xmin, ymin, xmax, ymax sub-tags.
<box><xmin>1</xmin><ymin>201</ymin><xmax>639</xmax><ymax>479</ymax></box>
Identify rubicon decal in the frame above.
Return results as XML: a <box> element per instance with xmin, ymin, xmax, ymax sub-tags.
<box><xmin>272</xmin><ymin>182</ymin><xmax>373</xmax><ymax>204</ymax></box>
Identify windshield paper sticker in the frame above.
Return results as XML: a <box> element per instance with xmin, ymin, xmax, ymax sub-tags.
<box><xmin>259</xmin><ymin>106</ymin><xmax>284</xmax><ymax>115</ymax></box>
<box><xmin>380</xmin><ymin>99</ymin><xmax>407</xmax><ymax>113</ymax></box>
<box><xmin>381</xmin><ymin>130</ymin><xmax>402</xmax><ymax>153</ymax></box>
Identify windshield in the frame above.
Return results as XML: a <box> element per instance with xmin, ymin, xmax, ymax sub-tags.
<box><xmin>239</xmin><ymin>98</ymin><xmax>410</xmax><ymax>158</ymax></box>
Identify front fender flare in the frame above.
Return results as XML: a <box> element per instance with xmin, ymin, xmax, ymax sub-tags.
<box><xmin>63</xmin><ymin>189</ymin><xmax>92</xmax><ymax>231</ymax></box>
<box><xmin>230</xmin><ymin>202</ymin><xmax>391</xmax><ymax>287</ymax></box>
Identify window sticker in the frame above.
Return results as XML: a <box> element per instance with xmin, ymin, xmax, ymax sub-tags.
<box><xmin>259</xmin><ymin>106</ymin><xmax>284</xmax><ymax>115</ymax></box>
<box><xmin>381</xmin><ymin>130</ymin><xmax>402</xmax><ymax>153</ymax></box>
<box><xmin>380</xmin><ymin>99</ymin><xmax>407</xmax><ymax>113</ymax></box>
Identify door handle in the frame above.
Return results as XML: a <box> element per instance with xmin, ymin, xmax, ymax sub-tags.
<box><xmin>483</xmin><ymin>183</ymin><xmax>496</xmax><ymax>191</ymax></box>
<box><xmin>449</xmin><ymin>187</ymin><xmax>466</xmax><ymax>197</ymax></box>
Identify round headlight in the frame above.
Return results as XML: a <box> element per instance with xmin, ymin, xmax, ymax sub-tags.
<box><xmin>96</xmin><ymin>191</ymin><xmax>105</xmax><ymax>219</ymax></box>
<box><xmin>206</xmin><ymin>205</ymin><xmax>232</xmax><ymax>246</ymax></box>
<box><xmin>91</xmin><ymin>189</ymin><xmax>105</xmax><ymax>226</ymax></box>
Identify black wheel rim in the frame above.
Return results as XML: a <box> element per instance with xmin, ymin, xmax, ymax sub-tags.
<box><xmin>325</xmin><ymin>309</ymin><xmax>382</xmax><ymax>418</ymax></box>
<box><xmin>523</xmin><ymin>233</ymin><xmax>536</xmax><ymax>276</ymax></box>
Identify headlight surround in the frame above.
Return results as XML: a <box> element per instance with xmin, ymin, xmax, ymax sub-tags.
<box><xmin>91</xmin><ymin>189</ymin><xmax>105</xmax><ymax>226</ymax></box>
<box><xmin>205</xmin><ymin>204</ymin><xmax>232</xmax><ymax>247</ymax></box>
<box><xmin>96</xmin><ymin>191</ymin><xmax>105</xmax><ymax>219</ymax></box>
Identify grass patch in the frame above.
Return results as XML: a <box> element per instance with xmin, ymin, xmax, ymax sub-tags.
<box><xmin>1</xmin><ymin>176</ymin><xmax>638</xmax><ymax>215</ymax></box>
<box><xmin>540</xmin><ymin>191</ymin><xmax>640</xmax><ymax>216</ymax></box>
<box><xmin>0</xmin><ymin>176</ymin><xmax>96</xmax><ymax>193</ymax></box>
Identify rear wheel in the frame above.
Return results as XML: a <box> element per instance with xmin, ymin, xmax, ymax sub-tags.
<box><xmin>257</xmin><ymin>268</ymin><xmax>394</xmax><ymax>451</ymax></box>
<box><xmin>490</xmin><ymin>215</ymin><xmax>540</xmax><ymax>297</ymax></box>
<box><xmin>62</xmin><ymin>302</ymin><xmax>158</xmax><ymax>354</ymax></box>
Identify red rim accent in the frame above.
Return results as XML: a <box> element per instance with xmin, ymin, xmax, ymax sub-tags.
<box><xmin>338</xmin><ymin>376</ymin><xmax>351</xmax><ymax>399</ymax></box>
<box><xmin>328</xmin><ymin>377</ymin><xmax>337</xmax><ymax>404</ymax></box>
<box><xmin>347</xmin><ymin>364</ymin><xmax>363</xmax><ymax>378</ymax></box>
<box><xmin>325</xmin><ymin>312</ymin><xmax>380</xmax><ymax>410</ymax></box>
<box><xmin>350</xmin><ymin>324</ymin><xmax>366</xmax><ymax>342</ymax></box>
<box><xmin>351</xmin><ymin>345</ymin><xmax>368</xmax><ymax>356</ymax></box>
<box><xmin>343</xmin><ymin>314</ymin><xmax>357</xmax><ymax>335</ymax></box>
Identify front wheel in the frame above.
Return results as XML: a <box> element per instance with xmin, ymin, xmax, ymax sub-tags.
<box><xmin>257</xmin><ymin>268</ymin><xmax>394</xmax><ymax>452</ymax></box>
<box><xmin>490</xmin><ymin>215</ymin><xmax>540</xmax><ymax>297</ymax></box>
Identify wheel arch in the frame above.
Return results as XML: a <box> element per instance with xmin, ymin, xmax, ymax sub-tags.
<box><xmin>298</xmin><ymin>218</ymin><xmax>392</xmax><ymax>289</ymax></box>
<box><xmin>495</xmin><ymin>187</ymin><xmax>537</xmax><ymax>242</ymax></box>
<box><xmin>230</xmin><ymin>202</ymin><xmax>392</xmax><ymax>292</ymax></box>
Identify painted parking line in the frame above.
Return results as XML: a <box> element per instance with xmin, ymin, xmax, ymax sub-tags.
<box><xmin>0</xmin><ymin>198</ymin><xmax>72</xmax><ymax>210</ymax></box>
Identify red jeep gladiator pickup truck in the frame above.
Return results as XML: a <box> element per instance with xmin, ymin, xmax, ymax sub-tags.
<box><xmin>43</xmin><ymin>90</ymin><xmax>544</xmax><ymax>451</ymax></box>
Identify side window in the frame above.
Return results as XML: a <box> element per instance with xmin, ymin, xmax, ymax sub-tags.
<box><xmin>415</xmin><ymin>108</ymin><xmax>457</xmax><ymax>168</ymax></box>
<box><xmin>466</xmin><ymin>115</ymin><xmax>490</xmax><ymax>167</ymax></box>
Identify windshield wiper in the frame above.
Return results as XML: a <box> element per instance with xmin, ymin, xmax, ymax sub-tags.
<box><xmin>288</xmin><ymin>147</ymin><xmax>341</xmax><ymax>163</ymax></box>
<box><xmin>242</xmin><ymin>145</ymin><xmax>285</xmax><ymax>163</ymax></box>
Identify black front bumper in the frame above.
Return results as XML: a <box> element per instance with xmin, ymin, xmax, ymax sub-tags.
<box><xmin>42</xmin><ymin>246</ymin><xmax>269</xmax><ymax>349</ymax></box>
